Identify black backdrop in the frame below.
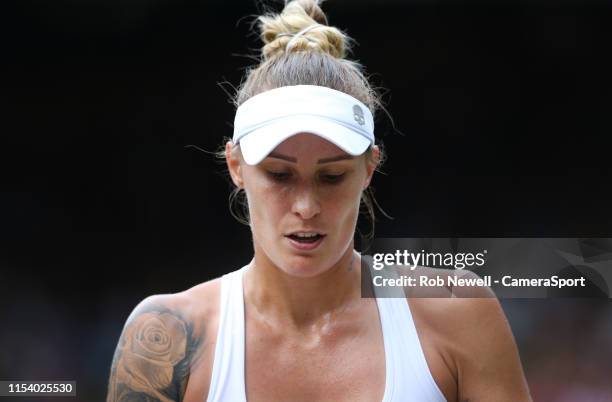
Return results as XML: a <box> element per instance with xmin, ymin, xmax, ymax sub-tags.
<box><xmin>1</xmin><ymin>0</ymin><xmax>611</xmax><ymax>400</ymax></box>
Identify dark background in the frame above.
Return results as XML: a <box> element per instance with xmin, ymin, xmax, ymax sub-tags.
<box><xmin>1</xmin><ymin>0</ymin><xmax>611</xmax><ymax>400</ymax></box>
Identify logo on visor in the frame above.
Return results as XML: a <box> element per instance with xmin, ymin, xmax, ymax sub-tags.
<box><xmin>353</xmin><ymin>105</ymin><xmax>365</xmax><ymax>126</ymax></box>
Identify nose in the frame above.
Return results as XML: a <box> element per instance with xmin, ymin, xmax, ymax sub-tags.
<box><xmin>291</xmin><ymin>182</ymin><xmax>321</xmax><ymax>220</ymax></box>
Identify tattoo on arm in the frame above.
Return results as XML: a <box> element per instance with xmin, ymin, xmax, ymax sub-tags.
<box><xmin>107</xmin><ymin>303</ymin><xmax>202</xmax><ymax>402</ymax></box>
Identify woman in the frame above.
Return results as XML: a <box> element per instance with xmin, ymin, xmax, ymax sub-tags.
<box><xmin>107</xmin><ymin>1</ymin><xmax>532</xmax><ymax>401</ymax></box>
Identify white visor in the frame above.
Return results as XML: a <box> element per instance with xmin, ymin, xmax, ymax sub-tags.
<box><xmin>233</xmin><ymin>85</ymin><xmax>375</xmax><ymax>165</ymax></box>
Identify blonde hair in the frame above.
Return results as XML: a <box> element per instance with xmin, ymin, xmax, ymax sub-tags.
<box><xmin>227</xmin><ymin>0</ymin><xmax>388</xmax><ymax>241</ymax></box>
<box><xmin>234</xmin><ymin>0</ymin><xmax>382</xmax><ymax>115</ymax></box>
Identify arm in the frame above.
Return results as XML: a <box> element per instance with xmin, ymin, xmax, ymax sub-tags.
<box><xmin>106</xmin><ymin>294</ymin><xmax>201</xmax><ymax>402</ymax></box>
<box><xmin>452</xmin><ymin>297</ymin><xmax>532</xmax><ymax>402</ymax></box>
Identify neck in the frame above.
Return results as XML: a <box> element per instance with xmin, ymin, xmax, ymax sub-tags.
<box><xmin>243</xmin><ymin>244</ymin><xmax>361</xmax><ymax>330</ymax></box>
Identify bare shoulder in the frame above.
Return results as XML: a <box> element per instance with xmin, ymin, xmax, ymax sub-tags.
<box><xmin>406</xmin><ymin>268</ymin><xmax>512</xmax><ymax>355</ymax></box>
<box><xmin>182</xmin><ymin>277</ymin><xmax>222</xmax><ymax>344</ymax></box>
<box><xmin>408</xmin><ymin>273</ymin><xmax>532</xmax><ymax>402</ymax></box>
<box><xmin>408</xmin><ymin>290</ymin><xmax>508</xmax><ymax>353</ymax></box>
<box><xmin>106</xmin><ymin>277</ymin><xmax>222</xmax><ymax>402</ymax></box>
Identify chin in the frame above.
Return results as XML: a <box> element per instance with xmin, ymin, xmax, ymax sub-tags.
<box><xmin>277</xmin><ymin>254</ymin><xmax>333</xmax><ymax>278</ymax></box>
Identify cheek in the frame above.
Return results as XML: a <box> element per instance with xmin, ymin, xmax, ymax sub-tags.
<box><xmin>339</xmin><ymin>197</ymin><xmax>361</xmax><ymax>229</ymax></box>
<box><xmin>243</xmin><ymin>174</ymin><xmax>288</xmax><ymax>225</ymax></box>
<box><xmin>321</xmin><ymin>182</ymin><xmax>363</xmax><ymax>224</ymax></box>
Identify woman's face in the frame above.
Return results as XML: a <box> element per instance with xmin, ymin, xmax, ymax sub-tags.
<box><xmin>226</xmin><ymin>133</ymin><xmax>378</xmax><ymax>277</ymax></box>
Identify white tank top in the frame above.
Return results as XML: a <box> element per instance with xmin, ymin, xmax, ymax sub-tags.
<box><xmin>205</xmin><ymin>265</ymin><xmax>447</xmax><ymax>402</ymax></box>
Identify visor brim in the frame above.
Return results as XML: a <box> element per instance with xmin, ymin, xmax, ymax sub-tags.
<box><xmin>238</xmin><ymin>117</ymin><xmax>372</xmax><ymax>165</ymax></box>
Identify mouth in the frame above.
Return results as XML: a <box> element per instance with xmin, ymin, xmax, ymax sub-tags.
<box><xmin>285</xmin><ymin>231</ymin><xmax>326</xmax><ymax>250</ymax></box>
<box><xmin>287</xmin><ymin>232</ymin><xmax>325</xmax><ymax>243</ymax></box>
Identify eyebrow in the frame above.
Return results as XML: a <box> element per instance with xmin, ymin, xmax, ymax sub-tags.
<box><xmin>267</xmin><ymin>152</ymin><xmax>354</xmax><ymax>164</ymax></box>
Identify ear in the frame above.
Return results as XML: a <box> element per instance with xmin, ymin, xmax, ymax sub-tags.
<box><xmin>364</xmin><ymin>145</ymin><xmax>380</xmax><ymax>189</ymax></box>
<box><xmin>226</xmin><ymin>141</ymin><xmax>243</xmax><ymax>188</ymax></box>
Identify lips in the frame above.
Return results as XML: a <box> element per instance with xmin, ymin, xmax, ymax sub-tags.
<box><xmin>285</xmin><ymin>231</ymin><xmax>326</xmax><ymax>251</ymax></box>
<box><xmin>287</xmin><ymin>232</ymin><xmax>324</xmax><ymax>243</ymax></box>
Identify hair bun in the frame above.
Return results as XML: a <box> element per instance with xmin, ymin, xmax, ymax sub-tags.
<box><xmin>294</xmin><ymin>0</ymin><xmax>328</xmax><ymax>25</ymax></box>
<box><xmin>258</xmin><ymin>0</ymin><xmax>349</xmax><ymax>60</ymax></box>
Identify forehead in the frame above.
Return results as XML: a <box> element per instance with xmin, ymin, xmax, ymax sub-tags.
<box><xmin>271</xmin><ymin>133</ymin><xmax>348</xmax><ymax>159</ymax></box>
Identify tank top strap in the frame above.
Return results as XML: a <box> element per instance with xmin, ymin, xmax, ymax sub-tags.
<box><xmin>373</xmin><ymin>266</ymin><xmax>447</xmax><ymax>402</ymax></box>
<box><xmin>206</xmin><ymin>266</ymin><xmax>248</xmax><ymax>402</ymax></box>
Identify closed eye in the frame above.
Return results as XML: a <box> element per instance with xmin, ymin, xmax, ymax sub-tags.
<box><xmin>321</xmin><ymin>173</ymin><xmax>346</xmax><ymax>184</ymax></box>
<box><xmin>264</xmin><ymin>170</ymin><xmax>346</xmax><ymax>184</ymax></box>
<box><xmin>266</xmin><ymin>171</ymin><xmax>291</xmax><ymax>182</ymax></box>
